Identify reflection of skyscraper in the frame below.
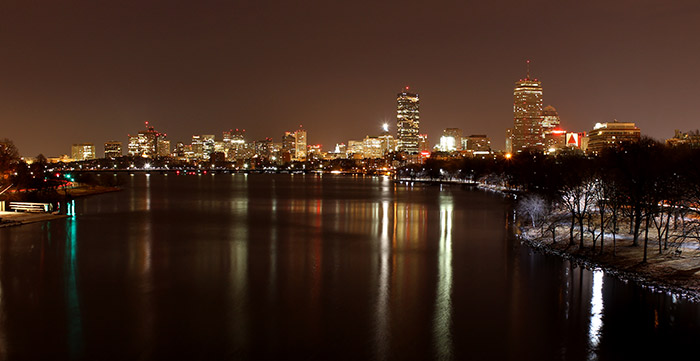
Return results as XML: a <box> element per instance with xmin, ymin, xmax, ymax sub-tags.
<box><xmin>396</xmin><ymin>88</ymin><xmax>420</xmax><ymax>153</ymax></box>
<box><xmin>512</xmin><ymin>61</ymin><xmax>544</xmax><ymax>152</ymax></box>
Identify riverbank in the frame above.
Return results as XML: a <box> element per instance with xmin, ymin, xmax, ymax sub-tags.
<box><xmin>63</xmin><ymin>184</ymin><xmax>122</xmax><ymax>198</ymax></box>
<box><xmin>0</xmin><ymin>212</ymin><xmax>68</xmax><ymax>228</ymax></box>
<box><xmin>0</xmin><ymin>185</ymin><xmax>121</xmax><ymax>228</ymax></box>
<box><xmin>520</xmin><ymin>225</ymin><xmax>700</xmax><ymax>302</ymax></box>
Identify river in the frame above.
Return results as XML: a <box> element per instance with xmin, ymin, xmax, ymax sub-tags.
<box><xmin>0</xmin><ymin>174</ymin><xmax>698</xmax><ymax>360</ymax></box>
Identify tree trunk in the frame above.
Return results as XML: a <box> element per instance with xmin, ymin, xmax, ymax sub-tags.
<box><xmin>569</xmin><ymin>214</ymin><xmax>575</xmax><ymax>246</ymax></box>
<box><xmin>663</xmin><ymin>210</ymin><xmax>672</xmax><ymax>250</ymax></box>
<box><xmin>579</xmin><ymin>216</ymin><xmax>585</xmax><ymax>249</ymax></box>
<box><xmin>633</xmin><ymin>206</ymin><xmax>642</xmax><ymax>247</ymax></box>
<box><xmin>643</xmin><ymin>214</ymin><xmax>650</xmax><ymax>263</ymax></box>
<box><xmin>656</xmin><ymin>215</ymin><xmax>663</xmax><ymax>255</ymax></box>
<box><xmin>599</xmin><ymin>208</ymin><xmax>605</xmax><ymax>255</ymax></box>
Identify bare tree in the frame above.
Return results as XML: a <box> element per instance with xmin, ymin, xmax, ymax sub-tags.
<box><xmin>0</xmin><ymin>139</ymin><xmax>20</xmax><ymax>185</ymax></box>
<box><xmin>518</xmin><ymin>194</ymin><xmax>547</xmax><ymax>229</ymax></box>
<box><xmin>561</xmin><ymin>178</ymin><xmax>595</xmax><ymax>249</ymax></box>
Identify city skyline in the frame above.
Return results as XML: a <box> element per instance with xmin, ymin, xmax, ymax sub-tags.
<box><xmin>2</xmin><ymin>1</ymin><xmax>699</xmax><ymax>156</ymax></box>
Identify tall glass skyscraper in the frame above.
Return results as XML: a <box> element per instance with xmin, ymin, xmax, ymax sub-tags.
<box><xmin>396</xmin><ymin>88</ymin><xmax>420</xmax><ymax>153</ymax></box>
<box><xmin>512</xmin><ymin>62</ymin><xmax>544</xmax><ymax>152</ymax></box>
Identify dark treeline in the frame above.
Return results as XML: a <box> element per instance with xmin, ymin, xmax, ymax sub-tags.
<box><xmin>0</xmin><ymin>139</ymin><xmax>126</xmax><ymax>203</ymax></box>
<box><xmin>397</xmin><ymin>138</ymin><xmax>700</xmax><ymax>262</ymax></box>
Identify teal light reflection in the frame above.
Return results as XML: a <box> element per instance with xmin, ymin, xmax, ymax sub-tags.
<box><xmin>64</xmin><ymin>218</ymin><xmax>84</xmax><ymax>358</ymax></box>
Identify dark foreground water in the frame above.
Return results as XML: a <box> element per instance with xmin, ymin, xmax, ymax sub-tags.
<box><xmin>0</xmin><ymin>174</ymin><xmax>699</xmax><ymax>360</ymax></box>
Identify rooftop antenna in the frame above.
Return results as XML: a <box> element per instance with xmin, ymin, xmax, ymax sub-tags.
<box><xmin>526</xmin><ymin>60</ymin><xmax>530</xmax><ymax>79</ymax></box>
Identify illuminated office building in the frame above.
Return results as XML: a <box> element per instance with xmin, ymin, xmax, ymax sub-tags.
<box><xmin>294</xmin><ymin>127</ymin><xmax>307</xmax><ymax>161</ymax></box>
<box><xmin>71</xmin><ymin>143</ymin><xmax>96</xmax><ymax>161</ymax></box>
<box><xmin>666</xmin><ymin>130</ymin><xmax>700</xmax><ymax>148</ymax></box>
<box><xmin>541</xmin><ymin>105</ymin><xmax>560</xmax><ymax>131</ymax></box>
<box><xmin>347</xmin><ymin>140</ymin><xmax>364</xmax><ymax>158</ymax></box>
<box><xmin>223</xmin><ymin>129</ymin><xmax>246</xmax><ymax>161</ymax></box>
<box><xmin>438</xmin><ymin>128</ymin><xmax>463</xmax><ymax>152</ymax></box>
<box><xmin>396</xmin><ymin>88</ymin><xmax>420</xmax><ymax>153</ymax></box>
<box><xmin>362</xmin><ymin>136</ymin><xmax>383</xmax><ymax>159</ymax></box>
<box><xmin>157</xmin><ymin>137</ymin><xmax>170</xmax><ymax>157</ymax></box>
<box><xmin>128</xmin><ymin>122</ymin><xmax>165</xmax><ymax>158</ymax></box>
<box><xmin>465</xmin><ymin>135</ymin><xmax>491</xmax><ymax>153</ymax></box>
<box><xmin>202</xmin><ymin>135</ymin><xmax>215</xmax><ymax>160</ymax></box>
<box><xmin>191</xmin><ymin>135</ymin><xmax>204</xmax><ymax>160</ymax></box>
<box><xmin>541</xmin><ymin>106</ymin><xmax>563</xmax><ymax>150</ymax></box>
<box><xmin>586</xmin><ymin>120</ymin><xmax>640</xmax><ymax>154</ymax></box>
<box><xmin>512</xmin><ymin>61</ymin><xmax>544</xmax><ymax>152</ymax></box>
<box><xmin>281</xmin><ymin>132</ymin><xmax>296</xmax><ymax>162</ymax></box>
<box><xmin>104</xmin><ymin>141</ymin><xmax>122</xmax><ymax>159</ymax></box>
<box><xmin>378</xmin><ymin>124</ymin><xmax>398</xmax><ymax>155</ymax></box>
<box><xmin>418</xmin><ymin>134</ymin><xmax>429</xmax><ymax>152</ymax></box>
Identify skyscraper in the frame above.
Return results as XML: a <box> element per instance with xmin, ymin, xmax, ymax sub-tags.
<box><xmin>281</xmin><ymin>132</ymin><xmax>296</xmax><ymax>162</ymax></box>
<box><xmin>512</xmin><ymin>61</ymin><xmax>544</xmax><ymax>152</ymax></box>
<box><xmin>396</xmin><ymin>87</ymin><xmax>420</xmax><ymax>153</ymax></box>
<box><xmin>294</xmin><ymin>127</ymin><xmax>307</xmax><ymax>161</ymax></box>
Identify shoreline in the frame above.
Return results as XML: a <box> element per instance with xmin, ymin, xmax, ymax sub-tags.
<box><xmin>63</xmin><ymin>185</ymin><xmax>122</xmax><ymax>198</ymax></box>
<box><xmin>0</xmin><ymin>212</ymin><xmax>69</xmax><ymax>228</ymax></box>
<box><xmin>519</xmin><ymin>228</ymin><xmax>700</xmax><ymax>302</ymax></box>
<box><xmin>0</xmin><ymin>185</ymin><xmax>122</xmax><ymax>228</ymax></box>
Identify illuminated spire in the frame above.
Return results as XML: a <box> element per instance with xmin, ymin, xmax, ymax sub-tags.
<box><xmin>526</xmin><ymin>60</ymin><xmax>530</xmax><ymax>79</ymax></box>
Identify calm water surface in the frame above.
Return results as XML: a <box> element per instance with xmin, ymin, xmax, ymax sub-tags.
<box><xmin>0</xmin><ymin>174</ymin><xmax>698</xmax><ymax>360</ymax></box>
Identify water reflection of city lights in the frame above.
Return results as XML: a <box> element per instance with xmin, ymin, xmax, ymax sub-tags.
<box><xmin>588</xmin><ymin>269</ymin><xmax>604</xmax><ymax>357</ymax></box>
<box><xmin>434</xmin><ymin>194</ymin><xmax>453</xmax><ymax>359</ymax></box>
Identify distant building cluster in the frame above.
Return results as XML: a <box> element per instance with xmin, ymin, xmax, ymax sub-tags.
<box><xmin>57</xmin><ymin>61</ymin><xmax>689</xmax><ymax>168</ymax></box>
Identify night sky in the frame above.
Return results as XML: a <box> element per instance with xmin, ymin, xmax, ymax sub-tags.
<box><xmin>2</xmin><ymin>0</ymin><xmax>699</xmax><ymax>157</ymax></box>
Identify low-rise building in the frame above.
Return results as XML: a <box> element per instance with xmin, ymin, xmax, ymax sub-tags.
<box><xmin>666</xmin><ymin>129</ymin><xmax>700</xmax><ymax>148</ymax></box>
<box><xmin>585</xmin><ymin>120</ymin><xmax>640</xmax><ymax>154</ymax></box>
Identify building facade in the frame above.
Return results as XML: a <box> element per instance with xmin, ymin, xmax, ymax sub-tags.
<box><xmin>396</xmin><ymin>88</ymin><xmax>420</xmax><ymax>153</ymax></box>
